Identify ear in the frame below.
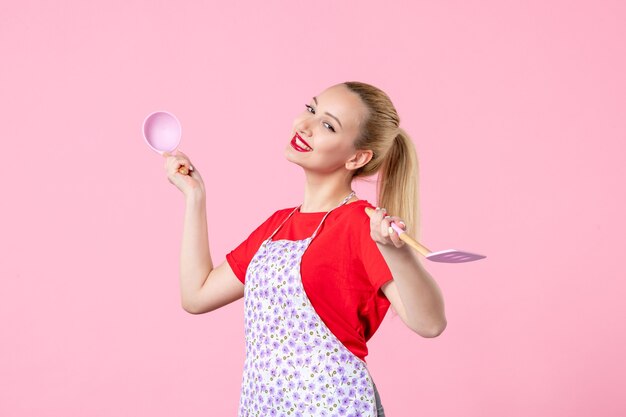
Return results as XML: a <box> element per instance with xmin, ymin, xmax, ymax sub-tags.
<box><xmin>345</xmin><ymin>149</ymin><xmax>373</xmax><ymax>171</ymax></box>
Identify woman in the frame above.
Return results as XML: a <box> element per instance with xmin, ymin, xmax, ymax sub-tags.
<box><xmin>164</xmin><ymin>81</ymin><xmax>447</xmax><ymax>417</ymax></box>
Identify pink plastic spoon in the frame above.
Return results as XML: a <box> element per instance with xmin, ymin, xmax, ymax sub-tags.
<box><xmin>364</xmin><ymin>207</ymin><xmax>486</xmax><ymax>263</ymax></box>
<box><xmin>142</xmin><ymin>111</ymin><xmax>192</xmax><ymax>174</ymax></box>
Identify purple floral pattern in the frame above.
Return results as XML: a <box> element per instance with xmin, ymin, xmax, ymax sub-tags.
<box><xmin>238</xmin><ymin>204</ymin><xmax>376</xmax><ymax>417</ymax></box>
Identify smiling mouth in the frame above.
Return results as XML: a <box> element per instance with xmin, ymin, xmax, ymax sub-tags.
<box><xmin>290</xmin><ymin>133</ymin><xmax>313</xmax><ymax>152</ymax></box>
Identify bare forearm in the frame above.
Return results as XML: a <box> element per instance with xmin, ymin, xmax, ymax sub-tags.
<box><xmin>377</xmin><ymin>243</ymin><xmax>447</xmax><ymax>335</ymax></box>
<box><xmin>179</xmin><ymin>192</ymin><xmax>213</xmax><ymax>306</ymax></box>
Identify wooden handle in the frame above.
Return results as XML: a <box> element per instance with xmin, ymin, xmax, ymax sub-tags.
<box><xmin>364</xmin><ymin>207</ymin><xmax>432</xmax><ymax>257</ymax></box>
<box><xmin>178</xmin><ymin>164</ymin><xmax>193</xmax><ymax>175</ymax></box>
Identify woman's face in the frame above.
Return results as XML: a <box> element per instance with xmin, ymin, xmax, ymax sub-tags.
<box><xmin>285</xmin><ymin>84</ymin><xmax>372</xmax><ymax>174</ymax></box>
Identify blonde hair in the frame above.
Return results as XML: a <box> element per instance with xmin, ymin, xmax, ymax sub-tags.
<box><xmin>344</xmin><ymin>81</ymin><xmax>421</xmax><ymax>241</ymax></box>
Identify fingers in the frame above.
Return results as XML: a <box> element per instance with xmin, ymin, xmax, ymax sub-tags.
<box><xmin>163</xmin><ymin>150</ymin><xmax>193</xmax><ymax>174</ymax></box>
<box><xmin>372</xmin><ymin>207</ymin><xmax>387</xmax><ymax>236</ymax></box>
<box><xmin>176</xmin><ymin>149</ymin><xmax>192</xmax><ymax>167</ymax></box>
<box><xmin>188</xmin><ymin>165</ymin><xmax>203</xmax><ymax>184</ymax></box>
<box><xmin>374</xmin><ymin>207</ymin><xmax>406</xmax><ymax>248</ymax></box>
<box><xmin>175</xmin><ymin>149</ymin><xmax>193</xmax><ymax>171</ymax></box>
<box><xmin>377</xmin><ymin>208</ymin><xmax>389</xmax><ymax>237</ymax></box>
<box><xmin>387</xmin><ymin>217</ymin><xmax>406</xmax><ymax>248</ymax></box>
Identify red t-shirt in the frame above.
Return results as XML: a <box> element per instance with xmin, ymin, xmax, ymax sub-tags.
<box><xmin>226</xmin><ymin>199</ymin><xmax>393</xmax><ymax>362</ymax></box>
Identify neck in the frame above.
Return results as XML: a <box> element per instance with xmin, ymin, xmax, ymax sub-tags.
<box><xmin>299</xmin><ymin>170</ymin><xmax>357</xmax><ymax>213</ymax></box>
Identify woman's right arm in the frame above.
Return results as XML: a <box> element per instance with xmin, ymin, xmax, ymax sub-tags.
<box><xmin>164</xmin><ymin>150</ymin><xmax>244</xmax><ymax>314</ymax></box>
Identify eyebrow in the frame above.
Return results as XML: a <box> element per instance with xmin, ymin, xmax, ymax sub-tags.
<box><xmin>313</xmin><ymin>96</ymin><xmax>343</xmax><ymax>129</ymax></box>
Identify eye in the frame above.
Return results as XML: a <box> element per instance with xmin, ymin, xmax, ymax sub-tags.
<box><xmin>305</xmin><ymin>104</ymin><xmax>336</xmax><ymax>132</ymax></box>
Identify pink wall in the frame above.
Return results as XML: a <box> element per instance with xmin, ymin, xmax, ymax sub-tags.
<box><xmin>1</xmin><ymin>1</ymin><xmax>624</xmax><ymax>416</ymax></box>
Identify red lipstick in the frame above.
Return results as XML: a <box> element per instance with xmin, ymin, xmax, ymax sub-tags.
<box><xmin>290</xmin><ymin>132</ymin><xmax>313</xmax><ymax>152</ymax></box>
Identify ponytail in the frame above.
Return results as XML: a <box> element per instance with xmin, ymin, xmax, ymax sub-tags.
<box><xmin>377</xmin><ymin>128</ymin><xmax>421</xmax><ymax>241</ymax></box>
<box><xmin>343</xmin><ymin>81</ymin><xmax>421</xmax><ymax>241</ymax></box>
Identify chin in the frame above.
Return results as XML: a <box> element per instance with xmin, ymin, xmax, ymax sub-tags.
<box><xmin>285</xmin><ymin>146</ymin><xmax>311</xmax><ymax>170</ymax></box>
<box><xmin>284</xmin><ymin>143</ymin><xmax>292</xmax><ymax>157</ymax></box>
<box><xmin>284</xmin><ymin>144</ymin><xmax>298</xmax><ymax>163</ymax></box>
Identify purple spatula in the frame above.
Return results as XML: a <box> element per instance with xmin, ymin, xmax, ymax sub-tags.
<box><xmin>364</xmin><ymin>207</ymin><xmax>485</xmax><ymax>263</ymax></box>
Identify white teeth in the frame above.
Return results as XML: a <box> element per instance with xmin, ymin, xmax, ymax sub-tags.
<box><xmin>296</xmin><ymin>136</ymin><xmax>312</xmax><ymax>151</ymax></box>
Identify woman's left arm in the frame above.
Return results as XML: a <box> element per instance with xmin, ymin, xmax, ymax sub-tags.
<box><xmin>369</xmin><ymin>208</ymin><xmax>447</xmax><ymax>337</ymax></box>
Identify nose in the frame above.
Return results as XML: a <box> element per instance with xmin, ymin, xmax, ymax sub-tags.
<box><xmin>296</xmin><ymin>119</ymin><xmax>312</xmax><ymax>137</ymax></box>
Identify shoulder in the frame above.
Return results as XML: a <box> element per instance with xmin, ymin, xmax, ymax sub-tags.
<box><xmin>336</xmin><ymin>199</ymin><xmax>376</xmax><ymax>239</ymax></box>
<box><xmin>344</xmin><ymin>199</ymin><xmax>376</xmax><ymax>224</ymax></box>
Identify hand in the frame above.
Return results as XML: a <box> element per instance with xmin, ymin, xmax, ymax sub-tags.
<box><xmin>369</xmin><ymin>207</ymin><xmax>407</xmax><ymax>248</ymax></box>
<box><xmin>163</xmin><ymin>149</ymin><xmax>206</xmax><ymax>198</ymax></box>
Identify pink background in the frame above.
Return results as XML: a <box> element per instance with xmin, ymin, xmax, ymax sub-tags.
<box><xmin>1</xmin><ymin>1</ymin><xmax>625</xmax><ymax>416</ymax></box>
